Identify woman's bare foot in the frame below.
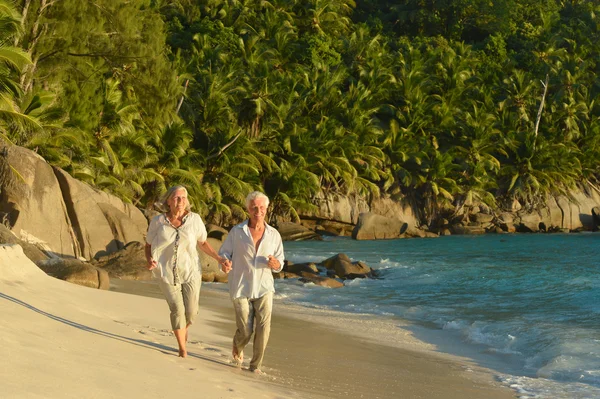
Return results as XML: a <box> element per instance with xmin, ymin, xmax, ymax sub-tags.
<box><xmin>179</xmin><ymin>349</ymin><xmax>187</xmax><ymax>358</ymax></box>
<box><xmin>232</xmin><ymin>346</ymin><xmax>243</xmax><ymax>365</ymax></box>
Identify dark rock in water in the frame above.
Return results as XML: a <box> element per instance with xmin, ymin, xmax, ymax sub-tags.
<box><xmin>277</xmin><ymin>222</ymin><xmax>322</xmax><ymax>241</ymax></box>
<box><xmin>39</xmin><ymin>258</ymin><xmax>109</xmax><ymax>290</ymax></box>
<box><xmin>273</xmin><ymin>271</ymin><xmax>300</xmax><ymax>280</ymax></box>
<box><xmin>92</xmin><ymin>241</ymin><xmax>152</xmax><ymax>280</ymax></box>
<box><xmin>284</xmin><ymin>261</ymin><xmax>319</xmax><ymax>275</ymax></box>
<box><xmin>320</xmin><ymin>253</ymin><xmax>373</xmax><ymax>279</ymax></box>
<box><xmin>321</xmin><ymin>253</ymin><xmax>351</xmax><ymax>270</ymax></box>
<box><xmin>298</xmin><ymin>271</ymin><xmax>343</xmax><ymax>288</ymax></box>
<box><xmin>326</xmin><ymin>269</ymin><xmax>340</xmax><ymax>278</ymax></box>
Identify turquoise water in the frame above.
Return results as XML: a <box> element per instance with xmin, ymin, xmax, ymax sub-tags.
<box><xmin>277</xmin><ymin>234</ymin><xmax>600</xmax><ymax>398</ymax></box>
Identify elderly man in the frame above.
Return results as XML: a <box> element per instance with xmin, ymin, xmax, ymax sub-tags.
<box><xmin>219</xmin><ymin>191</ymin><xmax>284</xmax><ymax>373</ymax></box>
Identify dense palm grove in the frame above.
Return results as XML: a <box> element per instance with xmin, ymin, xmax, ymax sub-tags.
<box><xmin>1</xmin><ymin>0</ymin><xmax>599</xmax><ymax>226</ymax></box>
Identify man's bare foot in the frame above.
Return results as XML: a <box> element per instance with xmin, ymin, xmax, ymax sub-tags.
<box><xmin>232</xmin><ymin>347</ymin><xmax>243</xmax><ymax>365</ymax></box>
<box><xmin>179</xmin><ymin>349</ymin><xmax>187</xmax><ymax>358</ymax></box>
<box><xmin>249</xmin><ymin>367</ymin><xmax>264</xmax><ymax>375</ymax></box>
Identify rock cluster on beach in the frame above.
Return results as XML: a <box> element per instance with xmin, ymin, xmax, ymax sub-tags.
<box><xmin>3</xmin><ymin>143</ymin><xmax>600</xmax><ymax>291</ymax></box>
<box><xmin>274</xmin><ymin>253</ymin><xmax>378</xmax><ymax>289</ymax></box>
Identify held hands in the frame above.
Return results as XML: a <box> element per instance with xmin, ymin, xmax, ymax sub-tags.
<box><xmin>220</xmin><ymin>257</ymin><xmax>232</xmax><ymax>274</ymax></box>
<box><xmin>267</xmin><ymin>255</ymin><xmax>280</xmax><ymax>271</ymax></box>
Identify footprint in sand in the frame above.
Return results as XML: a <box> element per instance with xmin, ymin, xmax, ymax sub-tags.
<box><xmin>203</xmin><ymin>347</ymin><xmax>222</xmax><ymax>353</ymax></box>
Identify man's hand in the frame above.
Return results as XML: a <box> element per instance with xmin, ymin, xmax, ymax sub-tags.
<box><xmin>267</xmin><ymin>255</ymin><xmax>280</xmax><ymax>271</ymax></box>
<box><xmin>220</xmin><ymin>258</ymin><xmax>232</xmax><ymax>273</ymax></box>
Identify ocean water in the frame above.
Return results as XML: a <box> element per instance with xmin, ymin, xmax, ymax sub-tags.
<box><xmin>277</xmin><ymin>233</ymin><xmax>600</xmax><ymax>399</ymax></box>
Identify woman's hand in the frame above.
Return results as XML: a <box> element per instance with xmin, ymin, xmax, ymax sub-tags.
<box><xmin>146</xmin><ymin>258</ymin><xmax>158</xmax><ymax>270</ymax></box>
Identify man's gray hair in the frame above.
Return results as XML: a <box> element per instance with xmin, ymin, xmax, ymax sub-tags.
<box><xmin>161</xmin><ymin>185</ymin><xmax>192</xmax><ymax>212</ymax></box>
<box><xmin>245</xmin><ymin>191</ymin><xmax>270</xmax><ymax>209</ymax></box>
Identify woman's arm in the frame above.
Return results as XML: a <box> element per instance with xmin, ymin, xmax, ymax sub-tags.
<box><xmin>144</xmin><ymin>243</ymin><xmax>157</xmax><ymax>270</ymax></box>
<box><xmin>198</xmin><ymin>240</ymin><xmax>225</xmax><ymax>263</ymax></box>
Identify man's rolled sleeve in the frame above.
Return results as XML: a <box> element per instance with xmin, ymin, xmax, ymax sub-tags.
<box><xmin>272</xmin><ymin>234</ymin><xmax>285</xmax><ymax>273</ymax></box>
<box><xmin>218</xmin><ymin>232</ymin><xmax>234</xmax><ymax>263</ymax></box>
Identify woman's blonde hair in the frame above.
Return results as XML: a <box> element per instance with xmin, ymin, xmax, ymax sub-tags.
<box><xmin>161</xmin><ymin>185</ymin><xmax>192</xmax><ymax>212</ymax></box>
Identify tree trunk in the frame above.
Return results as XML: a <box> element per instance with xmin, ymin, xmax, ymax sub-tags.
<box><xmin>20</xmin><ymin>0</ymin><xmax>50</xmax><ymax>93</ymax></box>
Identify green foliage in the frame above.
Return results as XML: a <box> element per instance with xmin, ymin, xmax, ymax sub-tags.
<box><xmin>5</xmin><ymin>0</ymin><xmax>600</xmax><ymax>227</ymax></box>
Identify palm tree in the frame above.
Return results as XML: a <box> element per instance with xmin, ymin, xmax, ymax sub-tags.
<box><xmin>0</xmin><ymin>0</ymin><xmax>40</xmax><ymax>143</ymax></box>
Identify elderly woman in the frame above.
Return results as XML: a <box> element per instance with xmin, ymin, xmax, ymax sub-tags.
<box><xmin>145</xmin><ymin>185</ymin><xmax>224</xmax><ymax>358</ymax></box>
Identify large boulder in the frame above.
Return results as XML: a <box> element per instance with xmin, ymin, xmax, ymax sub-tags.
<box><xmin>38</xmin><ymin>258</ymin><xmax>110</xmax><ymax>289</ymax></box>
<box><xmin>277</xmin><ymin>222</ymin><xmax>322</xmax><ymax>241</ymax></box>
<box><xmin>533</xmin><ymin>190</ymin><xmax>600</xmax><ymax>232</ymax></box>
<box><xmin>53</xmin><ymin>167</ymin><xmax>147</xmax><ymax>259</ymax></box>
<box><xmin>516</xmin><ymin>211</ymin><xmax>542</xmax><ymax>232</ymax></box>
<box><xmin>91</xmin><ymin>241</ymin><xmax>152</xmax><ymax>280</ymax></box>
<box><xmin>472</xmin><ymin>213</ymin><xmax>494</xmax><ymax>224</ymax></box>
<box><xmin>300</xmin><ymin>192</ymin><xmax>419</xmax><ymax>231</ymax></box>
<box><xmin>370</xmin><ymin>196</ymin><xmax>419</xmax><ymax>230</ymax></box>
<box><xmin>0</xmin><ymin>145</ymin><xmax>77</xmax><ymax>257</ymax></box>
<box><xmin>303</xmin><ymin>192</ymin><xmax>369</xmax><ymax>224</ymax></box>
<box><xmin>0</xmin><ymin>144</ymin><xmax>147</xmax><ymax>260</ymax></box>
<box><xmin>352</xmin><ymin>212</ymin><xmax>408</xmax><ymax>240</ymax></box>
<box><xmin>497</xmin><ymin>213</ymin><xmax>516</xmax><ymax>233</ymax></box>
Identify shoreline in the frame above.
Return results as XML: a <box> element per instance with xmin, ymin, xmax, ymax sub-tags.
<box><xmin>112</xmin><ymin>279</ymin><xmax>517</xmax><ymax>399</ymax></box>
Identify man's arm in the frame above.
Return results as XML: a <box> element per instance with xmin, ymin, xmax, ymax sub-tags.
<box><xmin>218</xmin><ymin>230</ymin><xmax>234</xmax><ymax>273</ymax></box>
<box><xmin>267</xmin><ymin>234</ymin><xmax>285</xmax><ymax>273</ymax></box>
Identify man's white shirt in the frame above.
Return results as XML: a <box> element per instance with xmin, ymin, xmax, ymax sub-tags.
<box><xmin>219</xmin><ymin>220</ymin><xmax>285</xmax><ymax>300</ymax></box>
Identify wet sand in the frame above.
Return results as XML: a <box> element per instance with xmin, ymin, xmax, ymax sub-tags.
<box><xmin>111</xmin><ymin>279</ymin><xmax>517</xmax><ymax>399</ymax></box>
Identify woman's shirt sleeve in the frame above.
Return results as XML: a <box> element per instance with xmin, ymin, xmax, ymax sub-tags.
<box><xmin>195</xmin><ymin>214</ymin><xmax>208</xmax><ymax>244</ymax></box>
<box><xmin>146</xmin><ymin>215</ymin><xmax>160</xmax><ymax>245</ymax></box>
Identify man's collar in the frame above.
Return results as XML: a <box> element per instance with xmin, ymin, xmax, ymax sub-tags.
<box><xmin>238</xmin><ymin>219</ymin><xmax>273</xmax><ymax>232</ymax></box>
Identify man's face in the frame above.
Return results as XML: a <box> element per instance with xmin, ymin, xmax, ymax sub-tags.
<box><xmin>167</xmin><ymin>188</ymin><xmax>188</xmax><ymax>213</ymax></box>
<box><xmin>247</xmin><ymin>197</ymin><xmax>268</xmax><ymax>223</ymax></box>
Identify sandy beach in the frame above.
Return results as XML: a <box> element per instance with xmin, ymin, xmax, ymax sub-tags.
<box><xmin>1</xmin><ymin>244</ymin><xmax>516</xmax><ymax>399</ymax></box>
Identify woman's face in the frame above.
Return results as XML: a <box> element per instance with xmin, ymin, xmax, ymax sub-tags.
<box><xmin>167</xmin><ymin>188</ymin><xmax>188</xmax><ymax>213</ymax></box>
